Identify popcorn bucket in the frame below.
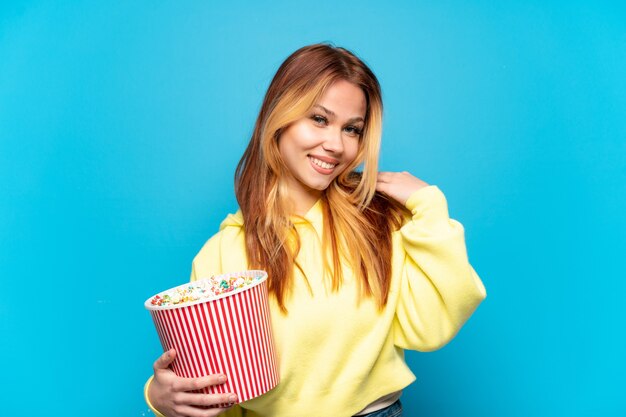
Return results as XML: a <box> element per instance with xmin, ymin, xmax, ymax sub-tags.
<box><xmin>145</xmin><ymin>270</ymin><xmax>279</xmax><ymax>404</ymax></box>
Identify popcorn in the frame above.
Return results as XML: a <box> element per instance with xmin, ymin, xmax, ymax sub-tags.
<box><xmin>150</xmin><ymin>274</ymin><xmax>260</xmax><ymax>307</ymax></box>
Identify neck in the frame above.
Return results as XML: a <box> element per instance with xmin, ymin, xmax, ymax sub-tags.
<box><xmin>289</xmin><ymin>193</ymin><xmax>320</xmax><ymax>216</ymax></box>
<box><xmin>283</xmin><ymin>178</ymin><xmax>322</xmax><ymax>216</ymax></box>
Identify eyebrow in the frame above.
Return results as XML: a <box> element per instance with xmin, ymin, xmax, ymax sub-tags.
<box><xmin>313</xmin><ymin>104</ymin><xmax>364</xmax><ymax>123</ymax></box>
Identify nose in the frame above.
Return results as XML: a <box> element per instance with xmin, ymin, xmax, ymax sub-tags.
<box><xmin>322</xmin><ymin>127</ymin><xmax>344</xmax><ymax>154</ymax></box>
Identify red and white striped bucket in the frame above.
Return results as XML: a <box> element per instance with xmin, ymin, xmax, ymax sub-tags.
<box><xmin>145</xmin><ymin>270</ymin><xmax>279</xmax><ymax>405</ymax></box>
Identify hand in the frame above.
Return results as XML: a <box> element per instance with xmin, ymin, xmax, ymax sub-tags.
<box><xmin>148</xmin><ymin>349</ymin><xmax>238</xmax><ymax>417</ymax></box>
<box><xmin>376</xmin><ymin>171</ymin><xmax>429</xmax><ymax>205</ymax></box>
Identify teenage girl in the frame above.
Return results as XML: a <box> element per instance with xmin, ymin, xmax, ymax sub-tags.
<box><xmin>144</xmin><ymin>43</ymin><xmax>487</xmax><ymax>417</ymax></box>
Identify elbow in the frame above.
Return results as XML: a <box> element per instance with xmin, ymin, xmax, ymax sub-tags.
<box><xmin>415</xmin><ymin>325</ymin><xmax>458</xmax><ymax>352</ymax></box>
<box><xmin>414</xmin><ymin>296</ymin><xmax>485</xmax><ymax>352</ymax></box>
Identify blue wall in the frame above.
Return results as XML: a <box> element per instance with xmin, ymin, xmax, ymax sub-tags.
<box><xmin>1</xmin><ymin>1</ymin><xmax>625</xmax><ymax>416</ymax></box>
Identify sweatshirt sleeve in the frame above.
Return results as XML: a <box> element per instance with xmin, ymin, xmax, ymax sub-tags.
<box><xmin>393</xmin><ymin>185</ymin><xmax>487</xmax><ymax>351</ymax></box>
<box><xmin>144</xmin><ymin>376</ymin><xmax>166</xmax><ymax>417</ymax></box>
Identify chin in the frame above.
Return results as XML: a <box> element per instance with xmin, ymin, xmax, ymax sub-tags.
<box><xmin>309</xmin><ymin>178</ymin><xmax>335</xmax><ymax>191</ymax></box>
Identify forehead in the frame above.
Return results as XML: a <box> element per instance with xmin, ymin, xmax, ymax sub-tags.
<box><xmin>316</xmin><ymin>79</ymin><xmax>366</xmax><ymax>120</ymax></box>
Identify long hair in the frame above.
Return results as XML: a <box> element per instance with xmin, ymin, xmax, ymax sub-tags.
<box><xmin>235</xmin><ymin>43</ymin><xmax>407</xmax><ymax>312</ymax></box>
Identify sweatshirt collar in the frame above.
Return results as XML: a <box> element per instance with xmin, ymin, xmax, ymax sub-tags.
<box><xmin>291</xmin><ymin>198</ymin><xmax>323</xmax><ymax>230</ymax></box>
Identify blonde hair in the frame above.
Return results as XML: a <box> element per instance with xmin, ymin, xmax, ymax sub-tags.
<box><xmin>235</xmin><ymin>43</ymin><xmax>406</xmax><ymax>312</ymax></box>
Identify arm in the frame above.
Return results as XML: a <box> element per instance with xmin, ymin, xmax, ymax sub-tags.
<box><xmin>376</xmin><ymin>172</ymin><xmax>487</xmax><ymax>351</ymax></box>
<box><xmin>393</xmin><ymin>185</ymin><xmax>486</xmax><ymax>351</ymax></box>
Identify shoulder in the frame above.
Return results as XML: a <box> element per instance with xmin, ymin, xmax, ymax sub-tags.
<box><xmin>205</xmin><ymin>208</ymin><xmax>245</xmax><ymax>246</ymax></box>
<box><xmin>218</xmin><ymin>209</ymin><xmax>244</xmax><ymax>230</ymax></box>
<box><xmin>192</xmin><ymin>209</ymin><xmax>248</xmax><ymax>279</ymax></box>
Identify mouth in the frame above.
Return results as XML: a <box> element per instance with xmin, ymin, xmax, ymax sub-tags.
<box><xmin>308</xmin><ymin>155</ymin><xmax>339</xmax><ymax>174</ymax></box>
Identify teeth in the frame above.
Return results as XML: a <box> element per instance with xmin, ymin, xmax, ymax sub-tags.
<box><xmin>310</xmin><ymin>157</ymin><xmax>337</xmax><ymax>170</ymax></box>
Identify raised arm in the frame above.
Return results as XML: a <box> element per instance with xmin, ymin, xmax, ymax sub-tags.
<box><xmin>376</xmin><ymin>172</ymin><xmax>486</xmax><ymax>351</ymax></box>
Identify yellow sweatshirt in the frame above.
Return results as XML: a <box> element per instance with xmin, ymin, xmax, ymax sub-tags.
<box><xmin>144</xmin><ymin>185</ymin><xmax>487</xmax><ymax>417</ymax></box>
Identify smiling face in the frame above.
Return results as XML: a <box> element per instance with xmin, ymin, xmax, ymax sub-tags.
<box><xmin>277</xmin><ymin>79</ymin><xmax>367</xmax><ymax>214</ymax></box>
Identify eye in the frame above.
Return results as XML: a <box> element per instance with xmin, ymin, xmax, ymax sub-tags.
<box><xmin>344</xmin><ymin>125</ymin><xmax>363</xmax><ymax>137</ymax></box>
<box><xmin>311</xmin><ymin>114</ymin><xmax>328</xmax><ymax>125</ymax></box>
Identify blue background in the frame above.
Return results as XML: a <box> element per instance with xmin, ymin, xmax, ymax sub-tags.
<box><xmin>1</xmin><ymin>1</ymin><xmax>625</xmax><ymax>416</ymax></box>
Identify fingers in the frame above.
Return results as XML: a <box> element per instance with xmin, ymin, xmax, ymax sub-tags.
<box><xmin>174</xmin><ymin>405</ymin><xmax>234</xmax><ymax>417</ymax></box>
<box><xmin>375</xmin><ymin>180</ymin><xmax>389</xmax><ymax>194</ymax></box>
<box><xmin>376</xmin><ymin>172</ymin><xmax>393</xmax><ymax>194</ymax></box>
<box><xmin>172</xmin><ymin>374</ymin><xmax>229</xmax><ymax>392</ymax></box>
<box><xmin>375</xmin><ymin>171</ymin><xmax>429</xmax><ymax>205</ymax></box>
<box><xmin>153</xmin><ymin>348</ymin><xmax>176</xmax><ymax>371</ymax></box>
<box><xmin>376</xmin><ymin>171</ymin><xmax>399</xmax><ymax>194</ymax></box>
<box><xmin>150</xmin><ymin>369</ymin><xmax>236</xmax><ymax>417</ymax></box>
<box><xmin>376</xmin><ymin>171</ymin><xmax>393</xmax><ymax>183</ymax></box>
<box><xmin>174</xmin><ymin>391</ymin><xmax>238</xmax><ymax>408</ymax></box>
<box><xmin>377</xmin><ymin>171</ymin><xmax>410</xmax><ymax>182</ymax></box>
